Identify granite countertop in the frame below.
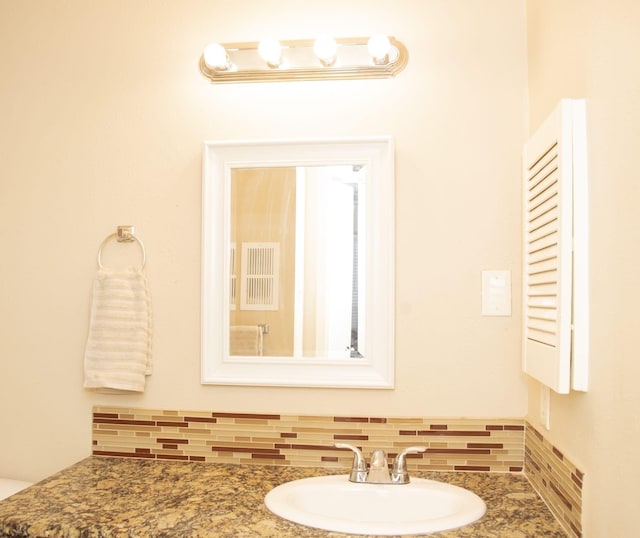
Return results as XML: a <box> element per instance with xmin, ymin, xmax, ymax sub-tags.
<box><xmin>0</xmin><ymin>457</ymin><xmax>566</xmax><ymax>537</ymax></box>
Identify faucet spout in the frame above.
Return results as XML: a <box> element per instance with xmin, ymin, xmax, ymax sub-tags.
<box><xmin>366</xmin><ymin>448</ymin><xmax>391</xmax><ymax>483</ymax></box>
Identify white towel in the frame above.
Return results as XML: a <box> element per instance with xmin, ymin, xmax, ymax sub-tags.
<box><xmin>83</xmin><ymin>267</ymin><xmax>152</xmax><ymax>393</ymax></box>
<box><xmin>230</xmin><ymin>325</ymin><xmax>263</xmax><ymax>356</ymax></box>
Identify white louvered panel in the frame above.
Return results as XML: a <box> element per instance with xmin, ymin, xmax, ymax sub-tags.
<box><xmin>523</xmin><ymin>99</ymin><xmax>589</xmax><ymax>394</ymax></box>
<box><xmin>240</xmin><ymin>242</ymin><xmax>279</xmax><ymax>311</ymax></box>
<box><xmin>523</xmin><ymin>101</ymin><xmax>574</xmax><ymax>394</ymax></box>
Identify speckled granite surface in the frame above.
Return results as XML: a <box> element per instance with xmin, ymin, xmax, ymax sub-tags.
<box><xmin>0</xmin><ymin>457</ymin><xmax>566</xmax><ymax>537</ymax></box>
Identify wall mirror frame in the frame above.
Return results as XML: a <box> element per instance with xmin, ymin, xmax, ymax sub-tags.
<box><xmin>201</xmin><ymin>137</ymin><xmax>395</xmax><ymax>388</ymax></box>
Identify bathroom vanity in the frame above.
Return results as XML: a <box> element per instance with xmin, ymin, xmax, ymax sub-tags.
<box><xmin>0</xmin><ymin>457</ymin><xmax>566</xmax><ymax>537</ymax></box>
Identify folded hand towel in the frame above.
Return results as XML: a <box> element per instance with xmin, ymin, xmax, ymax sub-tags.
<box><xmin>83</xmin><ymin>267</ymin><xmax>152</xmax><ymax>392</ymax></box>
<box><xmin>230</xmin><ymin>325</ymin><xmax>263</xmax><ymax>356</ymax></box>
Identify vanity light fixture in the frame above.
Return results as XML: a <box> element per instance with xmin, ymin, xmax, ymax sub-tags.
<box><xmin>199</xmin><ymin>35</ymin><xmax>408</xmax><ymax>84</ymax></box>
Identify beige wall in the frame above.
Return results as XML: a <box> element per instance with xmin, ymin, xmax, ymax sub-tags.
<box><xmin>526</xmin><ymin>0</ymin><xmax>640</xmax><ymax>535</ymax></box>
<box><xmin>0</xmin><ymin>0</ymin><xmax>527</xmax><ymax>482</ymax></box>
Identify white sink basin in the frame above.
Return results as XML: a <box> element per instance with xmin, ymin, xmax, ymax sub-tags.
<box><xmin>265</xmin><ymin>474</ymin><xmax>486</xmax><ymax>536</ymax></box>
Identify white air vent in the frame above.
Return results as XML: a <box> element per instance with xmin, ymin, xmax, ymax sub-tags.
<box><xmin>240</xmin><ymin>242</ymin><xmax>279</xmax><ymax>311</ymax></box>
<box><xmin>523</xmin><ymin>99</ymin><xmax>589</xmax><ymax>394</ymax></box>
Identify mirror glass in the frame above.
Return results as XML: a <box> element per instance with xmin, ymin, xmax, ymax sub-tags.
<box><xmin>230</xmin><ymin>164</ymin><xmax>365</xmax><ymax>359</ymax></box>
<box><xmin>202</xmin><ymin>138</ymin><xmax>394</xmax><ymax>388</ymax></box>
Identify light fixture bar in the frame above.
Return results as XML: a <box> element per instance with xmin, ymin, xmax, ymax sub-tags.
<box><xmin>199</xmin><ymin>36</ymin><xmax>408</xmax><ymax>84</ymax></box>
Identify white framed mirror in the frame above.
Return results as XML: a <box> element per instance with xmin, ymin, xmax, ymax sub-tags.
<box><xmin>201</xmin><ymin>137</ymin><xmax>394</xmax><ymax>388</ymax></box>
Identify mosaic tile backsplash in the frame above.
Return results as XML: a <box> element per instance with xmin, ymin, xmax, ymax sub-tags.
<box><xmin>92</xmin><ymin>407</ymin><xmax>525</xmax><ymax>473</ymax></box>
<box><xmin>92</xmin><ymin>407</ymin><xmax>583</xmax><ymax>536</ymax></box>
<box><xmin>525</xmin><ymin>422</ymin><xmax>583</xmax><ymax>538</ymax></box>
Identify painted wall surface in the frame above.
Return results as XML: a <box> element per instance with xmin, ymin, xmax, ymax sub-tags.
<box><xmin>0</xmin><ymin>0</ymin><xmax>527</xmax><ymax>482</ymax></box>
<box><xmin>526</xmin><ymin>0</ymin><xmax>640</xmax><ymax>535</ymax></box>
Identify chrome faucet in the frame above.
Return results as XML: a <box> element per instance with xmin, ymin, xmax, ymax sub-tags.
<box><xmin>335</xmin><ymin>443</ymin><xmax>427</xmax><ymax>484</ymax></box>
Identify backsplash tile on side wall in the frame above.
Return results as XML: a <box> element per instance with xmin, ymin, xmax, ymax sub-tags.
<box><xmin>92</xmin><ymin>406</ymin><xmax>524</xmax><ymax>473</ymax></box>
<box><xmin>525</xmin><ymin>422</ymin><xmax>583</xmax><ymax>538</ymax></box>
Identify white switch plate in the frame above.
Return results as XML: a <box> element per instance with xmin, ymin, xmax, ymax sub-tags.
<box><xmin>481</xmin><ymin>270</ymin><xmax>511</xmax><ymax>316</ymax></box>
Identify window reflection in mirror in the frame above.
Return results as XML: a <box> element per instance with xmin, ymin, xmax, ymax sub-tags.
<box><xmin>229</xmin><ymin>165</ymin><xmax>365</xmax><ymax>359</ymax></box>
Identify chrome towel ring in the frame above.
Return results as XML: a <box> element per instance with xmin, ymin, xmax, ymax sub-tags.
<box><xmin>97</xmin><ymin>225</ymin><xmax>147</xmax><ymax>269</ymax></box>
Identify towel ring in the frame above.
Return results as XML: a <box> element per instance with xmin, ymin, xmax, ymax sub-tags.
<box><xmin>97</xmin><ymin>225</ymin><xmax>147</xmax><ymax>269</ymax></box>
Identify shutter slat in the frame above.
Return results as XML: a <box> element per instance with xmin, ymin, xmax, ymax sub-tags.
<box><xmin>528</xmin><ymin>171</ymin><xmax>558</xmax><ymax>204</ymax></box>
<box><xmin>528</xmin><ymin>270</ymin><xmax>557</xmax><ymax>286</ymax></box>
<box><xmin>528</xmin><ymin>307</ymin><xmax>557</xmax><ymax>321</ymax></box>
<box><xmin>528</xmin><ymin>257</ymin><xmax>557</xmax><ymax>274</ymax></box>
<box><xmin>527</xmin><ymin>244</ymin><xmax>558</xmax><ymax>265</ymax></box>
<box><xmin>527</xmin><ymin>282</ymin><xmax>557</xmax><ymax>296</ymax></box>
<box><xmin>528</xmin><ymin>219</ymin><xmax>558</xmax><ymax>243</ymax></box>
<box><xmin>528</xmin><ymin>194</ymin><xmax>559</xmax><ymax>224</ymax></box>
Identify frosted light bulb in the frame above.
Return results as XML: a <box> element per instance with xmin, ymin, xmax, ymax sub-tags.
<box><xmin>367</xmin><ymin>34</ymin><xmax>391</xmax><ymax>64</ymax></box>
<box><xmin>203</xmin><ymin>43</ymin><xmax>230</xmax><ymax>70</ymax></box>
<box><xmin>258</xmin><ymin>38</ymin><xmax>282</xmax><ymax>67</ymax></box>
<box><xmin>314</xmin><ymin>35</ymin><xmax>338</xmax><ymax>66</ymax></box>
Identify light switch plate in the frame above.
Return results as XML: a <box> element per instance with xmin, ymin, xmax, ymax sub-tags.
<box><xmin>481</xmin><ymin>270</ymin><xmax>511</xmax><ymax>316</ymax></box>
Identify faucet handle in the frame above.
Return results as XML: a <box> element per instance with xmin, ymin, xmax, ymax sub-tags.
<box><xmin>334</xmin><ymin>443</ymin><xmax>368</xmax><ymax>482</ymax></box>
<box><xmin>391</xmin><ymin>446</ymin><xmax>427</xmax><ymax>484</ymax></box>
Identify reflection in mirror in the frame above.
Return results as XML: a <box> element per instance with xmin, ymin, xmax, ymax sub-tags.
<box><xmin>230</xmin><ymin>165</ymin><xmax>365</xmax><ymax>359</ymax></box>
<box><xmin>201</xmin><ymin>138</ymin><xmax>394</xmax><ymax>388</ymax></box>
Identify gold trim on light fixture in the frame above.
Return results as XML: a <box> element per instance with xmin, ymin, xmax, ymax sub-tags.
<box><xmin>199</xmin><ymin>36</ymin><xmax>408</xmax><ymax>84</ymax></box>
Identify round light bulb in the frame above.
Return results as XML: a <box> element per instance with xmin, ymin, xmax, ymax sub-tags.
<box><xmin>313</xmin><ymin>35</ymin><xmax>338</xmax><ymax>66</ymax></box>
<box><xmin>258</xmin><ymin>38</ymin><xmax>282</xmax><ymax>67</ymax></box>
<box><xmin>203</xmin><ymin>43</ymin><xmax>230</xmax><ymax>70</ymax></box>
<box><xmin>367</xmin><ymin>34</ymin><xmax>391</xmax><ymax>63</ymax></box>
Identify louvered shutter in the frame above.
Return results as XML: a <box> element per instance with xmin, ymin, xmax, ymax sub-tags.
<box><xmin>240</xmin><ymin>242</ymin><xmax>280</xmax><ymax>310</ymax></box>
<box><xmin>523</xmin><ymin>99</ymin><xmax>589</xmax><ymax>394</ymax></box>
